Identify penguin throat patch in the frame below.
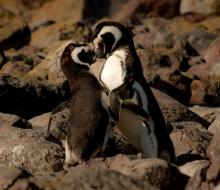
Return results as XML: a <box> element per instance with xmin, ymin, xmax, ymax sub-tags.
<box><xmin>100</xmin><ymin>49</ymin><xmax>127</xmax><ymax>91</ymax></box>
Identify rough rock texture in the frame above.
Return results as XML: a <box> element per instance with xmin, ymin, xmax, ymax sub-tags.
<box><xmin>0</xmin><ymin>167</ymin><xmax>30</xmax><ymax>190</ymax></box>
<box><xmin>0</xmin><ymin>124</ymin><xmax>64</xmax><ymax>174</ymax></box>
<box><xmin>185</xmin><ymin>156</ymin><xmax>220</xmax><ymax>190</ymax></box>
<box><xmin>170</xmin><ymin>122</ymin><xmax>212</xmax><ymax>159</ymax></box>
<box><xmin>114</xmin><ymin>0</ymin><xmax>179</xmax><ymax>23</ymax></box>
<box><xmin>180</xmin><ymin>0</ymin><xmax>220</xmax><ymax>15</ymax></box>
<box><xmin>152</xmin><ymin>88</ymin><xmax>210</xmax><ymax>128</ymax></box>
<box><xmin>179</xmin><ymin>160</ymin><xmax>210</xmax><ymax>177</ymax></box>
<box><xmin>0</xmin><ymin>7</ymin><xmax>31</xmax><ymax>50</ymax></box>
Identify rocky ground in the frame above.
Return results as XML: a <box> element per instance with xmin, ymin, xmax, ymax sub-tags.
<box><xmin>0</xmin><ymin>0</ymin><xmax>220</xmax><ymax>189</ymax></box>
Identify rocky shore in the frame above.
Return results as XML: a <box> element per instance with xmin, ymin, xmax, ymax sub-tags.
<box><xmin>0</xmin><ymin>0</ymin><xmax>220</xmax><ymax>189</ymax></box>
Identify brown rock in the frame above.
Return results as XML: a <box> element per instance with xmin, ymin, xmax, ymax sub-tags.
<box><xmin>0</xmin><ymin>167</ymin><xmax>29</xmax><ymax>190</ymax></box>
<box><xmin>35</xmin><ymin>169</ymin><xmax>158</xmax><ymax>190</ymax></box>
<box><xmin>134</xmin><ymin>18</ymin><xmax>174</xmax><ymax>49</ymax></box>
<box><xmin>180</xmin><ymin>0</ymin><xmax>220</xmax><ymax>15</ymax></box>
<box><xmin>190</xmin><ymin>80</ymin><xmax>220</xmax><ymax>106</ymax></box>
<box><xmin>30</xmin><ymin>21</ymin><xmax>91</xmax><ymax>49</ymax></box>
<box><xmin>185</xmin><ymin>156</ymin><xmax>220</xmax><ymax>190</ymax></box>
<box><xmin>0</xmin><ymin>7</ymin><xmax>30</xmax><ymax>50</ymax></box>
<box><xmin>30</xmin><ymin>0</ymin><xmax>84</xmax><ymax>27</ymax></box>
<box><xmin>170</xmin><ymin>122</ymin><xmax>212</xmax><ymax>159</ymax></box>
<box><xmin>179</xmin><ymin>160</ymin><xmax>210</xmax><ymax>177</ymax></box>
<box><xmin>207</xmin><ymin>132</ymin><xmax>220</xmax><ymax>161</ymax></box>
<box><xmin>0</xmin><ymin>125</ymin><xmax>64</xmax><ymax>174</ymax></box>
<box><xmin>152</xmin><ymin>88</ymin><xmax>210</xmax><ymax>128</ymax></box>
<box><xmin>114</xmin><ymin>0</ymin><xmax>179</xmax><ymax>23</ymax></box>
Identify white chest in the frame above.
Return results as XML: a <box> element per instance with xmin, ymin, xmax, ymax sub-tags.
<box><xmin>100</xmin><ymin>50</ymin><xmax>127</xmax><ymax>91</ymax></box>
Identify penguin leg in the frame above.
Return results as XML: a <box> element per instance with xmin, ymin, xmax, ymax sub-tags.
<box><xmin>64</xmin><ymin>139</ymin><xmax>78</xmax><ymax>169</ymax></box>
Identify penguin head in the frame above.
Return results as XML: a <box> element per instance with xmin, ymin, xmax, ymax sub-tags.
<box><xmin>91</xmin><ymin>21</ymin><xmax>134</xmax><ymax>57</ymax></box>
<box><xmin>62</xmin><ymin>43</ymin><xmax>96</xmax><ymax>69</ymax></box>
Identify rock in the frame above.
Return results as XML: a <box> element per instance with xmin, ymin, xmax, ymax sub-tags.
<box><xmin>114</xmin><ymin>0</ymin><xmax>179</xmax><ymax>23</ymax></box>
<box><xmin>0</xmin><ymin>112</ymin><xmax>21</xmax><ymax>126</ymax></box>
<box><xmin>69</xmin><ymin>155</ymin><xmax>188</xmax><ymax>190</ymax></box>
<box><xmin>0</xmin><ymin>7</ymin><xmax>31</xmax><ymax>50</ymax></box>
<box><xmin>0</xmin><ymin>75</ymin><xmax>68</xmax><ymax>119</ymax></box>
<box><xmin>179</xmin><ymin>160</ymin><xmax>209</xmax><ymax>177</ymax></box>
<box><xmin>174</xmin><ymin>28</ymin><xmax>216</xmax><ymax>55</ymax></box>
<box><xmin>190</xmin><ymin>80</ymin><xmax>220</xmax><ymax>106</ymax></box>
<box><xmin>134</xmin><ymin>18</ymin><xmax>174</xmax><ymax>49</ymax></box>
<box><xmin>30</xmin><ymin>0</ymin><xmax>84</xmax><ymax>27</ymax></box>
<box><xmin>34</xmin><ymin>169</ymin><xmax>158</xmax><ymax>190</ymax></box>
<box><xmin>170</xmin><ymin>122</ymin><xmax>212</xmax><ymax>160</ymax></box>
<box><xmin>0</xmin><ymin>167</ymin><xmax>29</xmax><ymax>190</ymax></box>
<box><xmin>0</xmin><ymin>124</ymin><xmax>64</xmax><ymax>174</ymax></box>
<box><xmin>208</xmin><ymin>113</ymin><xmax>220</xmax><ymax>134</ymax></box>
<box><xmin>28</xmin><ymin>112</ymin><xmax>51</xmax><ymax>129</ymax></box>
<box><xmin>186</xmin><ymin>37</ymin><xmax>220</xmax><ymax>83</ymax></box>
<box><xmin>207</xmin><ymin>132</ymin><xmax>220</xmax><ymax>161</ymax></box>
<box><xmin>138</xmin><ymin>47</ymin><xmax>194</xmax><ymax>104</ymax></box>
<box><xmin>189</xmin><ymin>105</ymin><xmax>220</xmax><ymax>123</ymax></box>
<box><xmin>27</xmin><ymin>41</ymin><xmax>72</xmax><ymax>88</ymax></box>
<box><xmin>180</xmin><ymin>0</ymin><xmax>220</xmax><ymax>15</ymax></box>
<box><xmin>185</xmin><ymin>156</ymin><xmax>220</xmax><ymax>190</ymax></box>
<box><xmin>152</xmin><ymin>88</ymin><xmax>210</xmax><ymax>128</ymax></box>
<box><xmin>0</xmin><ymin>51</ymin><xmax>6</xmax><ymax>67</ymax></box>
<box><xmin>190</xmin><ymin>80</ymin><xmax>208</xmax><ymax>105</ymax></box>
<box><xmin>30</xmin><ymin>21</ymin><xmax>91</xmax><ymax>49</ymax></box>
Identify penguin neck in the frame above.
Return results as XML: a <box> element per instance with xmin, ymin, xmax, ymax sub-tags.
<box><xmin>61</xmin><ymin>53</ymin><xmax>91</xmax><ymax>82</ymax></box>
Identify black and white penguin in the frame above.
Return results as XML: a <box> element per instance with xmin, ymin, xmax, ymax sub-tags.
<box><xmin>60</xmin><ymin>43</ymin><xmax>110</xmax><ymax>167</ymax></box>
<box><xmin>91</xmin><ymin>21</ymin><xmax>175</xmax><ymax>162</ymax></box>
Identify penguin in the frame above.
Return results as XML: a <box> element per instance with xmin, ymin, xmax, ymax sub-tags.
<box><xmin>91</xmin><ymin>21</ymin><xmax>175</xmax><ymax>162</ymax></box>
<box><xmin>60</xmin><ymin>43</ymin><xmax>110</xmax><ymax>167</ymax></box>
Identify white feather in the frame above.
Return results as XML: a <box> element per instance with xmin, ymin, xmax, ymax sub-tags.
<box><xmin>100</xmin><ymin>49</ymin><xmax>127</xmax><ymax>90</ymax></box>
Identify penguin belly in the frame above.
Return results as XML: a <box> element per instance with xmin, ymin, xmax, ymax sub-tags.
<box><xmin>100</xmin><ymin>50</ymin><xmax>126</xmax><ymax>91</ymax></box>
<box><xmin>117</xmin><ymin>108</ymin><xmax>158</xmax><ymax>158</ymax></box>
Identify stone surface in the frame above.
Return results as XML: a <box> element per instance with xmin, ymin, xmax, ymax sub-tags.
<box><xmin>170</xmin><ymin>122</ymin><xmax>212</xmax><ymax>159</ymax></box>
<box><xmin>0</xmin><ymin>75</ymin><xmax>68</xmax><ymax>119</ymax></box>
<box><xmin>30</xmin><ymin>21</ymin><xmax>91</xmax><ymax>49</ymax></box>
<box><xmin>207</xmin><ymin>132</ymin><xmax>220</xmax><ymax>161</ymax></box>
<box><xmin>0</xmin><ymin>167</ymin><xmax>29</xmax><ymax>190</ymax></box>
<box><xmin>179</xmin><ymin>160</ymin><xmax>209</xmax><ymax>177</ymax></box>
<box><xmin>114</xmin><ymin>0</ymin><xmax>179</xmax><ymax>23</ymax></box>
<box><xmin>180</xmin><ymin>0</ymin><xmax>220</xmax><ymax>15</ymax></box>
<box><xmin>0</xmin><ymin>7</ymin><xmax>31</xmax><ymax>50</ymax></box>
<box><xmin>0</xmin><ymin>125</ymin><xmax>64</xmax><ymax>174</ymax></box>
<box><xmin>152</xmin><ymin>88</ymin><xmax>210</xmax><ymax>128</ymax></box>
<box><xmin>185</xmin><ymin>156</ymin><xmax>220</xmax><ymax>190</ymax></box>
